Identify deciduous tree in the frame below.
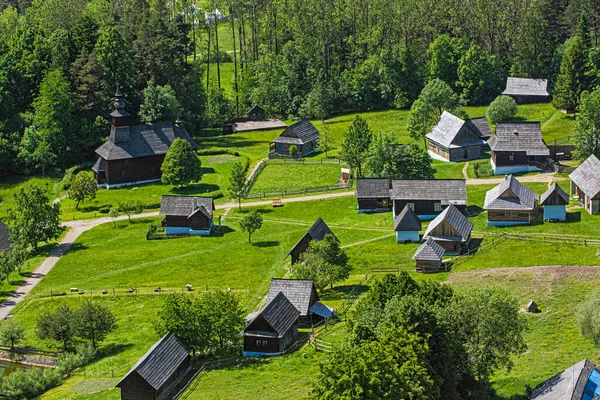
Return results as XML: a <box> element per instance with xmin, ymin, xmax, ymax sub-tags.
<box><xmin>578</xmin><ymin>288</ymin><xmax>600</xmax><ymax>345</ymax></box>
<box><xmin>161</xmin><ymin>138</ymin><xmax>202</xmax><ymax>186</ymax></box>
<box><xmin>228</xmin><ymin>161</ymin><xmax>247</xmax><ymax>211</ymax></box>
<box><xmin>139</xmin><ymin>80</ymin><xmax>181</xmax><ymax>123</ymax></box>
<box><xmin>74</xmin><ymin>300</ymin><xmax>116</xmax><ymax>349</ymax></box>
<box><xmin>486</xmin><ymin>95</ymin><xmax>518</xmax><ymax>124</ymax></box>
<box><xmin>37</xmin><ymin>305</ymin><xmax>76</xmax><ymax>351</ymax></box>
<box><xmin>293</xmin><ymin>234</ymin><xmax>350</xmax><ymax>290</ymax></box>
<box><xmin>201</xmin><ymin>291</ymin><xmax>245</xmax><ymax>352</ymax></box>
<box><xmin>0</xmin><ymin>320</ymin><xmax>25</xmax><ymax>356</ymax></box>
<box><xmin>239</xmin><ymin>210</ymin><xmax>263</xmax><ymax>243</ymax></box>
<box><xmin>68</xmin><ymin>171</ymin><xmax>97</xmax><ymax>209</ymax></box>
<box><xmin>340</xmin><ymin>115</ymin><xmax>372</xmax><ymax>177</ymax></box>
<box><xmin>573</xmin><ymin>88</ymin><xmax>600</xmax><ymax>160</ymax></box>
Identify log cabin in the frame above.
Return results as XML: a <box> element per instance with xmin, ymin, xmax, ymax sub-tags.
<box><xmin>159</xmin><ymin>196</ymin><xmax>215</xmax><ymax>236</ymax></box>
<box><xmin>394</xmin><ymin>204</ymin><xmax>422</xmax><ymax>243</ymax></box>
<box><xmin>569</xmin><ymin>154</ymin><xmax>600</xmax><ymax>215</ymax></box>
<box><xmin>247</xmin><ymin>105</ymin><xmax>266</xmax><ymax>120</ymax></box>
<box><xmin>288</xmin><ymin>217</ymin><xmax>338</xmax><ymax>264</ymax></box>
<box><xmin>116</xmin><ymin>332</ymin><xmax>191</xmax><ymax>400</ymax></box>
<box><xmin>426</xmin><ymin>111</ymin><xmax>488</xmax><ymax>162</ymax></box>
<box><xmin>422</xmin><ymin>204</ymin><xmax>472</xmax><ymax>255</ymax></box>
<box><xmin>390</xmin><ymin>179</ymin><xmax>467</xmax><ymax>220</ymax></box>
<box><xmin>242</xmin><ymin>292</ymin><xmax>300</xmax><ymax>357</ymax></box>
<box><xmin>487</xmin><ymin>122</ymin><xmax>551</xmax><ymax>175</ymax></box>
<box><xmin>355</xmin><ymin>178</ymin><xmax>392</xmax><ymax>212</ymax></box>
<box><xmin>540</xmin><ymin>183</ymin><xmax>569</xmax><ymax>221</ymax></box>
<box><xmin>484</xmin><ymin>175</ymin><xmax>539</xmax><ymax>226</ymax></box>
<box><xmin>531</xmin><ymin>359</ymin><xmax>600</xmax><ymax>400</ymax></box>
<box><xmin>413</xmin><ymin>238</ymin><xmax>445</xmax><ymax>273</ymax></box>
<box><xmin>502</xmin><ymin>77</ymin><xmax>550</xmax><ymax>104</ymax></box>
<box><xmin>270</xmin><ymin>120</ymin><xmax>320</xmax><ymax>157</ymax></box>
<box><xmin>264</xmin><ymin>279</ymin><xmax>333</xmax><ymax>327</ymax></box>
<box><xmin>93</xmin><ymin>89</ymin><xmax>198</xmax><ymax>189</ymax></box>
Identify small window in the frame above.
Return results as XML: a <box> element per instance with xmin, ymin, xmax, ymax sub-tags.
<box><xmin>434</xmin><ymin>203</ymin><xmax>442</xmax><ymax>212</ymax></box>
<box><xmin>121</xmin><ymin>171</ymin><xmax>126</xmax><ymax>178</ymax></box>
<box><xmin>505</xmin><ymin>211</ymin><xmax>511</xmax><ymax>219</ymax></box>
<box><xmin>509</xmin><ymin>155</ymin><xmax>514</xmax><ymax>161</ymax></box>
<box><xmin>408</xmin><ymin>203</ymin><xmax>415</xmax><ymax>211</ymax></box>
<box><xmin>512</xmin><ymin>212</ymin><xmax>518</xmax><ymax>218</ymax></box>
<box><xmin>255</xmin><ymin>339</ymin><xmax>268</xmax><ymax>347</ymax></box>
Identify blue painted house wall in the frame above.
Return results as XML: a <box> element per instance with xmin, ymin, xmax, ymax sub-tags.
<box><xmin>491</xmin><ymin>158</ymin><xmax>541</xmax><ymax>176</ymax></box>
<box><xmin>396</xmin><ymin>231</ymin><xmax>420</xmax><ymax>243</ymax></box>
<box><xmin>544</xmin><ymin>205</ymin><xmax>566</xmax><ymax>221</ymax></box>
<box><xmin>487</xmin><ymin>220</ymin><xmax>530</xmax><ymax>227</ymax></box>
<box><xmin>166</xmin><ymin>220</ymin><xmax>214</xmax><ymax>236</ymax></box>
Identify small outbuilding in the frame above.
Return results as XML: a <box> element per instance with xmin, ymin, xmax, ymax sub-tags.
<box><xmin>531</xmin><ymin>359</ymin><xmax>600</xmax><ymax>400</ymax></box>
<box><xmin>394</xmin><ymin>204</ymin><xmax>422</xmax><ymax>243</ymax></box>
<box><xmin>540</xmin><ymin>183</ymin><xmax>569</xmax><ymax>221</ymax></box>
<box><xmin>502</xmin><ymin>77</ymin><xmax>550</xmax><ymax>104</ymax></box>
<box><xmin>484</xmin><ymin>175</ymin><xmax>539</xmax><ymax>226</ymax></box>
<box><xmin>247</xmin><ymin>105</ymin><xmax>266</xmax><ymax>120</ymax></box>
<box><xmin>526</xmin><ymin>300</ymin><xmax>539</xmax><ymax>313</ymax></box>
<box><xmin>422</xmin><ymin>204</ymin><xmax>472</xmax><ymax>255</ymax></box>
<box><xmin>270</xmin><ymin>120</ymin><xmax>320</xmax><ymax>157</ymax></box>
<box><xmin>288</xmin><ymin>217</ymin><xmax>338</xmax><ymax>264</ymax></box>
<box><xmin>426</xmin><ymin>111</ymin><xmax>487</xmax><ymax>162</ymax></box>
<box><xmin>413</xmin><ymin>238</ymin><xmax>446</xmax><ymax>273</ymax></box>
<box><xmin>355</xmin><ymin>178</ymin><xmax>392</xmax><ymax>212</ymax></box>
<box><xmin>159</xmin><ymin>196</ymin><xmax>215</xmax><ymax>236</ymax></box>
<box><xmin>116</xmin><ymin>332</ymin><xmax>191</xmax><ymax>400</ymax></box>
<box><xmin>265</xmin><ymin>278</ymin><xmax>332</xmax><ymax>327</ymax></box>
<box><xmin>0</xmin><ymin>221</ymin><xmax>10</xmax><ymax>253</ymax></box>
<box><xmin>242</xmin><ymin>292</ymin><xmax>300</xmax><ymax>357</ymax></box>
<box><xmin>569</xmin><ymin>154</ymin><xmax>600</xmax><ymax>215</ymax></box>
<box><xmin>390</xmin><ymin>179</ymin><xmax>468</xmax><ymax>220</ymax></box>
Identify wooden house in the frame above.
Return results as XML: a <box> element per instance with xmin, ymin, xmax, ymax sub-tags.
<box><xmin>413</xmin><ymin>238</ymin><xmax>445</xmax><ymax>273</ymax></box>
<box><xmin>487</xmin><ymin>122</ymin><xmax>551</xmax><ymax>175</ymax></box>
<box><xmin>159</xmin><ymin>196</ymin><xmax>215</xmax><ymax>236</ymax></box>
<box><xmin>288</xmin><ymin>217</ymin><xmax>338</xmax><ymax>264</ymax></box>
<box><xmin>502</xmin><ymin>77</ymin><xmax>550</xmax><ymax>104</ymax></box>
<box><xmin>422</xmin><ymin>204</ymin><xmax>472</xmax><ymax>255</ymax></box>
<box><xmin>247</xmin><ymin>105</ymin><xmax>266</xmax><ymax>120</ymax></box>
<box><xmin>0</xmin><ymin>221</ymin><xmax>9</xmax><ymax>253</ymax></box>
<box><xmin>265</xmin><ymin>279</ymin><xmax>333</xmax><ymax>327</ymax></box>
<box><xmin>355</xmin><ymin>178</ymin><xmax>392</xmax><ymax>212</ymax></box>
<box><xmin>116</xmin><ymin>332</ymin><xmax>191</xmax><ymax>400</ymax></box>
<box><xmin>569</xmin><ymin>154</ymin><xmax>600</xmax><ymax>215</ymax></box>
<box><xmin>242</xmin><ymin>292</ymin><xmax>300</xmax><ymax>357</ymax></box>
<box><xmin>467</xmin><ymin>117</ymin><xmax>492</xmax><ymax>141</ymax></box>
<box><xmin>390</xmin><ymin>179</ymin><xmax>467</xmax><ymax>220</ymax></box>
<box><xmin>540</xmin><ymin>183</ymin><xmax>569</xmax><ymax>221</ymax></box>
<box><xmin>93</xmin><ymin>89</ymin><xmax>198</xmax><ymax>189</ymax></box>
<box><xmin>426</xmin><ymin>111</ymin><xmax>487</xmax><ymax>162</ymax></box>
<box><xmin>531</xmin><ymin>359</ymin><xmax>600</xmax><ymax>400</ymax></box>
<box><xmin>270</xmin><ymin>120</ymin><xmax>320</xmax><ymax>157</ymax></box>
<box><xmin>483</xmin><ymin>175</ymin><xmax>539</xmax><ymax>226</ymax></box>
<box><xmin>394</xmin><ymin>204</ymin><xmax>422</xmax><ymax>243</ymax></box>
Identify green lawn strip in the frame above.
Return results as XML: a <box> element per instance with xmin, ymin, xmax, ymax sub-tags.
<box><xmin>42</xmin><ymin>376</ymin><xmax>121</xmax><ymax>399</ymax></box>
<box><xmin>432</xmin><ymin>159</ymin><xmax>467</xmax><ymax>179</ymax></box>
<box><xmin>250</xmin><ymin>163</ymin><xmax>342</xmax><ymax>194</ymax></box>
<box><xmin>0</xmin><ymin>174</ymin><xmax>62</xmax><ymax>219</ymax></box>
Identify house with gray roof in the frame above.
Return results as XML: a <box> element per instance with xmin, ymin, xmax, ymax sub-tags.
<box><xmin>394</xmin><ymin>204</ymin><xmax>421</xmax><ymax>243</ymax></box>
<box><xmin>423</xmin><ymin>204</ymin><xmax>472</xmax><ymax>255</ymax></box>
<box><xmin>288</xmin><ymin>217</ymin><xmax>338</xmax><ymax>264</ymax></box>
<box><xmin>531</xmin><ymin>359</ymin><xmax>600</xmax><ymax>400</ymax></box>
<box><xmin>242</xmin><ymin>292</ymin><xmax>300</xmax><ymax>356</ymax></box>
<box><xmin>0</xmin><ymin>221</ymin><xmax>10</xmax><ymax>253</ymax></box>
<box><xmin>413</xmin><ymin>238</ymin><xmax>446</xmax><ymax>273</ymax></box>
<box><xmin>426</xmin><ymin>111</ymin><xmax>487</xmax><ymax>162</ymax></box>
<box><xmin>466</xmin><ymin>117</ymin><xmax>492</xmax><ymax>140</ymax></box>
<box><xmin>484</xmin><ymin>175</ymin><xmax>539</xmax><ymax>226</ymax></box>
<box><xmin>540</xmin><ymin>183</ymin><xmax>569</xmax><ymax>221</ymax></box>
<box><xmin>116</xmin><ymin>331</ymin><xmax>191</xmax><ymax>400</ymax></box>
<box><xmin>270</xmin><ymin>120</ymin><xmax>320</xmax><ymax>157</ymax></box>
<box><xmin>488</xmin><ymin>122</ymin><xmax>551</xmax><ymax>175</ymax></box>
<box><xmin>355</xmin><ymin>178</ymin><xmax>392</xmax><ymax>212</ymax></box>
<box><xmin>265</xmin><ymin>279</ymin><xmax>333</xmax><ymax>326</ymax></box>
<box><xmin>570</xmin><ymin>154</ymin><xmax>600</xmax><ymax>215</ymax></box>
<box><xmin>502</xmin><ymin>77</ymin><xmax>550</xmax><ymax>104</ymax></box>
<box><xmin>159</xmin><ymin>196</ymin><xmax>215</xmax><ymax>236</ymax></box>
<box><xmin>390</xmin><ymin>179</ymin><xmax>467</xmax><ymax>220</ymax></box>
<box><xmin>93</xmin><ymin>89</ymin><xmax>198</xmax><ymax>189</ymax></box>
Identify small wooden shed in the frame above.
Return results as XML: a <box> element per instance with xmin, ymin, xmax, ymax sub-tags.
<box><xmin>159</xmin><ymin>195</ymin><xmax>215</xmax><ymax>236</ymax></box>
<box><xmin>288</xmin><ymin>217</ymin><xmax>338</xmax><ymax>264</ymax></box>
<box><xmin>422</xmin><ymin>204</ymin><xmax>472</xmax><ymax>255</ymax></box>
<box><xmin>502</xmin><ymin>77</ymin><xmax>550</xmax><ymax>104</ymax></box>
<box><xmin>540</xmin><ymin>183</ymin><xmax>569</xmax><ymax>221</ymax></box>
<box><xmin>569</xmin><ymin>154</ymin><xmax>600</xmax><ymax>215</ymax></box>
<box><xmin>355</xmin><ymin>178</ymin><xmax>392</xmax><ymax>212</ymax></box>
<box><xmin>265</xmin><ymin>279</ymin><xmax>332</xmax><ymax>327</ymax></box>
<box><xmin>394</xmin><ymin>204</ymin><xmax>421</xmax><ymax>243</ymax></box>
<box><xmin>270</xmin><ymin>120</ymin><xmax>320</xmax><ymax>157</ymax></box>
<box><xmin>247</xmin><ymin>105</ymin><xmax>266</xmax><ymax>120</ymax></box>
<box><xmin>413</xmin><ymin>238</ymin><xmax>446</xmax><ymax>273</ymax></box>
<box><xmin>527</xmin><ymin>300</ymin><xmax>539</xmax><ymax>313</ymax></box>
<box><xmin>484</xmin><ymin>175</ymin><xmax>539</xmax><ymax>226</ymax></box>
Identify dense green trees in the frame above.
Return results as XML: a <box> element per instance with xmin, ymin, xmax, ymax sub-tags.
<box><xmin>573</xmin><ymin>88</ymin><xmax>600</xmax><ymax>160</ymax></box>
<box><xmin>340</xmin><ymin>116</ymin><xmax>372</xmax><ymax>177</ymax></box>
<box><xmin>160</xmin><ymin>138</ymin><xmax>202</xmax><ymax>186</ymax></box>
<box><xmin>139</xmin><ymin>81</ymin><xmax>181</xmax><ymax>123</ymax></box>
<box><xmin>553</xmin><ymin>35</ymin><xmax>591</xmax><ymax>111</ymax></box>
<box><xmin>486</xmin><ymin>95</ymin><xmax>518</xmax><ymax>124</ymax></box>
<box><xmin>292</xmin><ymin>234</ymin><xmax>350</xmax><ymax>291</ymax></box>
<box><xmin>365</xmin><ymin>133</ymin><xmax>435</xmax><ymax>180</ymax></box>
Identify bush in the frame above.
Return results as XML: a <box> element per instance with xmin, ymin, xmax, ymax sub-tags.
<box><xmin>60</xmin><ymin>163</ymin><xmax>93</xmax><ymax>190</ymax></box>
<box><xmin>197</xmin><ymin>149</ymin><xmax>240</xmax><ymax>157</ymax></box>
<box><xmin>473</xmin><ymin>161</ymin><xmax>493</xmax><ymax>178</ymax></box>
<box><xmin>0</xmin><ymin>367</ymin><xmax>62</xmax><ymax>399</ymax></box>
<box><xmin>98</xmin><ymin>205</ymin><xmax>112</xmax><ymax>214</ymax></box>
<box><xmin>57</xmin><ymin>343</ymin><xmax>96</xmax><ymax>374</ymax></box>
<box><xmin>486</xmin><ymin>95</ymin><xmax>517</xmax><ymax>124</ymax></box>
<box><xmin>578</xmin><ymin>288</ymin><xmax>600</xmax><ymax>345</ymax></box>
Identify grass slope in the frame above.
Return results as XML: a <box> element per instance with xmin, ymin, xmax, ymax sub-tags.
<box><xmin>250</xmin><ymin>163</ymin><xmax>342</xmax><ymax>194</ymax></box>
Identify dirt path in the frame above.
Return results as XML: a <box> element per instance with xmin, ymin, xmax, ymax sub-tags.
<box><xmin>462</xmin><ymin>162</ymin><xmax>469</xmax><ymax>180</ymax></box>
<box><xmin>466</xmin><ymin>172</ymin><xmax>567</xmax><ymax>185</ymax></box>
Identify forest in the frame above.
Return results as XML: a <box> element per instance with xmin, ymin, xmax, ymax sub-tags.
<box><xmin>0</xmin><ymin>0</ymin><xmax>599</xmax><ymax>176</ymax></box>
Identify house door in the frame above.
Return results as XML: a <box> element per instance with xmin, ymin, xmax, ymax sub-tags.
<box><xmin>463</xmin><ymin>149</ymin><xmax>469</xmax><ymax>159</ymax></box>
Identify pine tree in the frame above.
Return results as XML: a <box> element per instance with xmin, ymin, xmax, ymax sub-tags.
<box><xmin>160</xmin><ymin>138</ymin><xmax>202</xmax><ymax>186</ymax></box>
<box><xmin>552</xmin><ymin>35</ymin><xmax>590</xmax><ymax>112</ymax></box>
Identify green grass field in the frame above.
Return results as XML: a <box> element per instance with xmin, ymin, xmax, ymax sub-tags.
<box><xmin>250</xmin><ymin>163</ymin><xmax>342</xmax><ymax>194</ymax></box>
<box><xmin>0</xmin><ymin>174</ymin><xmax>62</xmax><ymax>219</ymax></box>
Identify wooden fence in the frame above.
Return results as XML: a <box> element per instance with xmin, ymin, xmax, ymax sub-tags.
<box><xmin>174</xmin><ymin>367</ymin><xmax>207</xmax><ymax>400</ymax></box>
<box><xmin>336</xmin><ymin>267</ymin><xmax>400</xmax><ymax>315</ymax></box>
<box><xmin>309</xmin><ymin>333</ymin><xmax>334</xmax><ymax>353</ymax></box>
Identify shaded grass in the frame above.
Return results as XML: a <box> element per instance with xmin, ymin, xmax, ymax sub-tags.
<box><xmin>0</xmin><ymin>174</ymin><xmax>62</xmax><ymax>219</ymax></box>
<box><xmin>250</xmin><ymin>163</ymin><xmax>342</xmax><ymax>194</ymax></box>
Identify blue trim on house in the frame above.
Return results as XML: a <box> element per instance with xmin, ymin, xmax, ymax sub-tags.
<box><xmin>243</xmin><ymin>351</ymin><xmax>282</xmax><ymax>357</ymax></box>
<box><xmin>358</xmin><ymin>208</ymin><xmax>391</xmax><ymax>214</ymax></box>
<box><xmin>544</xmin><ymin>205</ymin><xmax>566</xmax><ymax>221</ymax></box>
<box><xmin>165</xmin><ymin>220</ymin><xmax>214</xmax><ymax>236</ymax></box>
<box><xmin>444</xmin><ymin>251</ymin><xmax>461</xmax><ymax>256</ymax></box>
<box><xmin>302</xmin><ymin>149</ymin><xmax>317</xmax><ymax>156</ymax></box>
<box><xmin>490</xmin><ymin>158</ymin><xmax>541</xmax><ymax>175</ymax></box>
<box><xmin>487</xmin><ymin>220</ymin><xmax>530</xmax><ymax>227</ymax></box>
<box><xmin>396</xmin><ymin>231</ymin><xmax>420</xmax><ymax>243</ymax></box>
<box><xmin>416</xmin><ymin>214</ymin><xmax>438</xmax><ymax>221</ymax></box>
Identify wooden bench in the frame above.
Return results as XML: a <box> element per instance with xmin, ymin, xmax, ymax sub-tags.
<box><xmin>272</xmin><ymin>199</ymin><xmax>282</xmax><ymax>207</ymax></box>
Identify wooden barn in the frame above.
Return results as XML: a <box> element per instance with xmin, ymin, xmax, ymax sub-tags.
<box><xmin>93</xmin><ymin>89</ymin><xmax>198</xmax><ymax>189</ymax></box>
<box><xmin>355</xmin><ymin>178</ymin><xmax>392</xmax><ymax>212</ymax></box>
<box><xmin>264</xmin><ymin>279</ymin><xmax>333</xmax><ymax>327</ymax></box>
<box><xmin>390</xmin><ymin>179</ymin><xmax>467</xmax><ymax>220</ymax></box>
<box><xmin>487</xmin><ymin>122</ymin><xmax>551</xmax><ymax>175</ymax></box>
<box><xmin>247</xmin><ymin>105</ymin><xmax>266</xmax><ymax>120</ymax></box>
<box><xmin>531</xmin><ymin>359</ymin><xmax>600</xmax><ymax>400</ymax></box>
<box><xmin>422</xmin><ymin>204</ymin><xmax>472</xmax><ymax>255</ymax></box>
<box><xmin>540</xmin><ymin>183</ymin><xmax>569</xmax><ymax>221</ymax></box>
<box><xmin>159</xmin><ymin>196</ymin><xmax>215</xmax><ymax>236</ymax></box>
<box><xmin>426</xmin><ymin>111</ymin><xmax>487</xmax><ymax>162</ymax></box>
<box><xmin>116</xmin><ymin>332</ymin><xmax>191</xmax><ymax>400</ymax></box>
<box><xmin>0</xmin><ymin>221</ymin><xmax>9</xmax><ymax>253</ymax></box>
<box><xmin>394</xmin><ymin>204</ymin><xmax>422</xmax><ymax>243</ymax></box>
<box><xmin>270</xmin><ymin>120</ymin><xmax>320</xmax><ymax>157</ymax></box>
<box><xmin>288</xmin><ymin>217</ymin><xmax>338</xmax><ymax>264</ymax></box>
<box><xmin>242</xmin><ymin>292</ymin><xmax>300</xmax><ymax>357</ymax></box>
<box><xmin>484</xmin><ymin>175</ymin><xmax>539</xmax><ymax>226</ymax></box>
<box><xmin>569</xmin><ymin>154</ymin><xmax>600</xmax><ymax>215</ymax></box>
<box><xmin>467</xmin><ymin>117</ymin><xmax>492</xmax><ymax>141</ymax></box>
<box><xmin>502</xmin><ymin>77</ymin><xmax>550</xmax><ymax>104</ymax></box>
<box><xmin>413</xmin><ymin>238</ymin><xmax>446</xmax><ymax>273</ymax></box>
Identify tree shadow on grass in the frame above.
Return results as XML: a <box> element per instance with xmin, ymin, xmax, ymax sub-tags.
<box><xmin>201</xmin><ymin>167</ymin><xmax>216</xmax><ymax>174</ymax></box>
<box><xmin>467</xmin><ymin>205</ymin><xmax>483</xmax><ymax>216</ymax></box>
<box><xmin>68</xmin><ymin>243</ymin><xmax>89</xmax><ymax>253</ymax></box>
<box><xmin>252</xmin><ymin>241</ymin><xmax>280</xmax><ymax>248</ymax></box>
<box><xmin>320</xmin><ymin>284</ymin><xmax>370</xmax><ymax>302</ymax></box>
<box><xmin>212</xmin><ymin>226</ymin><xmax>235</xmax><ymax>237</ymax></box>
<box><xmin>563</xmin><ymin>211</ymin><xmax>581</xmax><ymax>223</ymax></box>
<box><xmin>171</xmin><ymin>184</ymin><xmax>220</xmax><ymax>195</ymax></box>
<box><xmin>96</xmin><ymin>343</ymin><xmax>135</xmax><ymax>360</ymax></box>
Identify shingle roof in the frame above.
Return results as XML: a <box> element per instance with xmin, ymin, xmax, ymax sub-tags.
<box><xmin>394</xmin><ymin>204</ymin><xmax>422</xmax><ymax>231</ymax></box>
<box><xmin>0</xmin><ymin>221</ymin><xmax>10</xmax><ymax>252</ymax></box>
<box><xmin>272</xmin><ymin>120</ymin><xmax>320</xmax><ymax>145</ymax></box>
<box><xmin>531</xmin><ymin>359</ymin><xmax>600</xmax><ymax>400</ymax></box>
<box><xmin>266</xmin><ymin>279</ymin><xmax>318</xmax><ymax>316</ymax></box>
<box><xmin>466</xmin><ymin>117</ymin><xmax>491</xmax><ymax>139</ymax></box>
<box><xmin>423</xmin><ymin>204</ymin><xmax>472</xmax><ymax>242</ymax></box>
<box><xmin>488</xmin><ymin>122</ymin><xmax>550</xmax><ymax>156</ymax></box>
<box><xmin>569</xmin><ymin>154</ymin><xmax>600</xmax><ymax>199</ymax></box>
<box><xmin>355</xmin><ymin>178</ymin><xmax>391</xmax><ymax>199</ymax></box>
<box><xmin>159</xmin><ymin>196</ymin><xmax>214</xmax><ymax>219</ymax></box>
<box><xmin>502</xmin><ymin>77</ymin><xmax>550</xmax><ymax>97</ymax></box>
<box><xmin>116</xmin><ymin>332</ymin><xmax>190</xmax><ymax>391</ymax></box>
<box><xmin>245</xmin><ymin>292</ymin><xmax>300</xmax><ymax>336</ymax></box>
<box><xmin>426</xmin><ymin>111</ymin><xmax>485</xmax><ymax>148</ymax></box>
<box><xmin>247</xmin><ymin>105</ymin><xmax>265</xmax><ymax>116</ymax></box>
<box><xmin>413</xmin><ymin>238</ymin><xmax>445</xmax><ymax>261</ymax></box>
<box><xmin>390</xmin><ymin>180</ymin><xmax>467</xmax><ymax>205</ymax></box>
<box><xmin>95</xmin><ymin>122</ymin><xmax>198</xmax><ymax>161</ymax></box>
<box><xmin>288</xmin><ymin>217</ymin><xmax>338</xmax><ymax>256</ymax></box>
<box><xmin>540</xmin><ymin>183</ymin><xmax>569</xmax><ymax>206</ymax></box>
<box><xmin>484</xmin><ymin>175</ymin><xmax>539</xmax><ymax>210</ymax></box>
